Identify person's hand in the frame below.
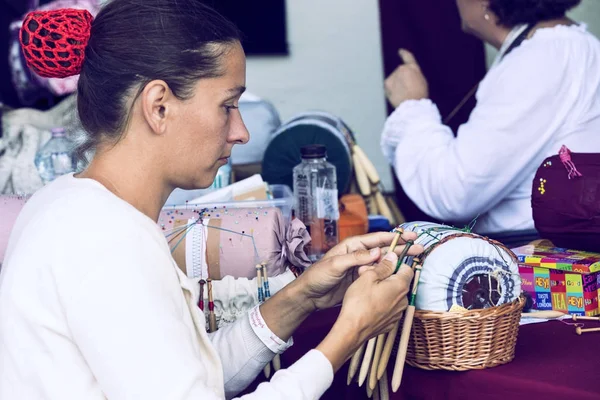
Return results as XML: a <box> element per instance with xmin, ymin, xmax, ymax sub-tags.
<box><xmin>384</xmin><ymin>49</ymin><xmax>429</xmax><ymax>108</ymax></box>
<box><xmin>316</xmin><ymin>252</ymin><xmax>414</xmax><ymax>371</ymax></box>
<box><xmin>291</xmin><ymin>231</ymin><xmax>423</xmax><ymax>313</ymax></box>
<box><xmin>338</xmin><ymin>251</ymin><xmax>412</xmax><ymax>342</ymax></box>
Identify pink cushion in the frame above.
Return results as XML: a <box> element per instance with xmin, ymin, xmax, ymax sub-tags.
<box><xmin>0</xmin><ymin>196</ymin><xmax>30</xmax><ymax>263</ymax></box>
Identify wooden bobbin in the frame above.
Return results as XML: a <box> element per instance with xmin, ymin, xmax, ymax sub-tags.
<box><xmin>572</xmin><ymin>314</ymin><xmax>600</xmax><ymax>322</ymax></box>
<box><xmin>576</xmin><ymin>326</ymin><xmax>600</xmax><ymax>335</ymax></box>
<box><xmin>207</xmin><ymin>278</ymin><xmax>217</xmax><ymax>333</ymax></box>
<box><xmin>358</xmin><ymin>337</ymin><xmax>377</xmax><ymax>387</ymax></box>
<box><xmin>391</xmin><ymin>263</ymin><xmax>423</xmax><ymax>392</ymax></box>
<box><xmin>376</xmin><ymin>321</ymin><xmax>399</xmax><ymax>380</ymax></box>
<box><xmin>379</xmin><ymin>370</ymin><xmax>390</xmax><ymax>400</ymax></box>
<box><xmin>347</xmin><ymin>341</ymin><xmax>366</xmax><ymax>385</ymax></box>
<box><xmin>368</xmin><ymin>333</ymin><xmax>386</xmax><ymax>390</ymax></box>
<box><xmin>273</xmin><ymin>354</ymin><xmax>281</xmax><ymax>371</ymax></box>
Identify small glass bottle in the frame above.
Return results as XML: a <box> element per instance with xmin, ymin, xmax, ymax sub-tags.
<box><xmin>211</xmin><ymin>158</ymin><xmax>232</xmax><ymax>189</ymax></box>
<box><xmin>293</xmin><ymin>144</ymin><xmax>339</xmax><ymax>262</ymax></box>
<box><xmin>34</xmin><ymin>127</ymin><xmax>76</xmax><ymax>185</ymax></box>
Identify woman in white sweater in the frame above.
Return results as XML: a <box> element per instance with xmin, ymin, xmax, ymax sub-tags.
<box><xmin>381</xmin><ymin>0</ymin><xmax>600</xmax><ymax>234</ymax></box>
<box><xmin>0</xmin><ymin>1</ymin><xmax>423</xmax><ymax>399</ymax></box>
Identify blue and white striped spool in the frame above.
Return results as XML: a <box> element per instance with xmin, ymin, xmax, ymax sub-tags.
<box><xmin>400</xmin><ymin>221</ymin><xmax>521</xmax><ymax>312</ymax></box>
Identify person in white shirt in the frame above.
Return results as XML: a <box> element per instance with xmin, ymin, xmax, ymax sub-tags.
<box><xmin>381</xmin><ymin>0</ymin><xmax>600</xmax><ymax>234</ymax></box>
<box><xmin>0</xmin><ymin>1</ymin><xmax>424</xmax><ymax>399</ymax></box>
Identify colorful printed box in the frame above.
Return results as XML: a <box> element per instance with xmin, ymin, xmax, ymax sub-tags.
<box><xmin>517</xmin><ymin>264</ymin><xmax>599</xmax><ymax>316</ymax></box>
<box><xmin>513</xmin><ymin>245</ymin><xmax>600</xmax><ymax>316</ymax></box>
<box><xmin>512</xmin><ymin>245</ymin><xmax>600</xmax><ymax>273</ymax></box>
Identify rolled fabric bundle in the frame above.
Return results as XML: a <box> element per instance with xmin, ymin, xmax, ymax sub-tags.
<box><xmin>399</xmin><ymin>221</ymin><xmax>521</xmax><ymax>312</ymax></box>
<box><xmin>161</xmin><ymin>206</ymin><xmax>313</xmax><ymax>328</ymax></box>
<box><xmin>163</xmin><ymin>206</ymin><xmax>311</xmax><ymax>281</ymax></box>
<box><xmin>0</xmin><ymin>195</ymin><xmax>30</xmax><ymax>267</ymax></box>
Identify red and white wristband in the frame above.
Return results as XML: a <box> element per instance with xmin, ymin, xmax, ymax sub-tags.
<box><xmin>248</xmin><ymin>305</ymin><xmax>293</xmax><ymax>354</ymax></box>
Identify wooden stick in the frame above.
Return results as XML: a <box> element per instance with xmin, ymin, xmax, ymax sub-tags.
<box><xmin>388</xmin><ymin>229</ymin><xmax>403</xmax><ymax>253</ymax></box>
<box><xmin>386</xmin><ymin>197</ymin><xmax>406</xmax><ymax>229</ymax></box>
<box><xmin>376</xmin><ymin>322</ymin><xmax>399</xmax><ymax>379</ymax></box>
<box><xmin>379</xmin><ymin>369</ymin><xmax>390</xmax><ymax>400</ymax></box>
<box><xmin>207</xmin><ymin>279</ymin><xmax>217</xmax><ymax>333</ymax></box>
<box><xmin>260</xmin><ymin>263</ymin><xmax>279</xmax><ymax>373</ymax></box>
<box><xmin>256</xmin><ymin>266</ymin><xmax>264</xmax><ymax>303</ymax></box>
<box><xmin>572</xmin><ymin>315</ymin><xmax>600</xmax><ymax>322</ymax></box>
<box><xmin>198</xmin><ymin>280</ymin><xmax>206</xmax><ymax>311</ymax></box>
<box><xmin>261</xmin><ymin>262</ymin><xmax>271</xmax><ymax>299</ymax></box>
<box><xmin>378</xmin><ymin>258</ymin><xmax>417</xmax><ymax>379</ymax></box>
<box><xmin>373</xmin><ymin>380</ymin><xmax>380</xmax><ymax>400</ymax></box>
<box><xmin>522</xmin><ymin>310</ymin><xmax>566</xmax><ymax>319</ymax></box>
<box><xmin>369</xmin><ymin>333</ymin><xmax>386</xmax><ymax>390</ymax></box>
<box><xmin>391</xmin><ymin>307</ymin><xmax>415</xmax><ymax>392</ymax></box>
<box><xmin>576</xmin><ymin>326</ymin><xmax>600</xmax><ymax>335</ymax></box>
<box><xmin>273</xmin><ymin>354</ymin><xmax>281</xmax><ymax>371</ymax></box>
<box><xmin>358</xmin><ymin>337</ymin><xmax>377</xmax><ymax>387</ymax></box>
<box><xmin>263</xmin><ymin>361</ymin><xmax>271</xmax><ymax>379</ymax></box>
<box><xmin>347</xmin><ymin>228</ymin><xmax>402</xmax><ymax>381</ymax></box>
<box><xmin>391</xmin><ymin>264</ymin><xmax>422</xmax><ymax>392</ymax></box>
<box><xmin>373</xmin><ymin>189</ymin><xmax>394</xmax><ymax>224</ymax></box>
<box><xmin>367</xmin><ymin>194</ymin><xmax>379</xmax><ymax>215</ymax></box>
<box><xmin>347</xmin><ymin>341</ymin><xmax>366</xmax><ymax>385</ymax></box>
<box><xmin>353</xmin><ymin>144</ymin><xmax>380</xmax><ymax>185</ymax></box>
<box><xmin>353</xmin><ymin>152</ymin><xmax>371</xmax><ymax>197</ymax></box>
<box><xmin>366</xmin><ymin>368</ymin><xmax>374</xmax><ymax>399</ymax></box>
<box><xmin>367</xmin><ymin>384</ymin><xmax>374</xmax><ymax>398</ymax></box>
<box><xmin>347</xmin><ymin>228</ymin><xmax>403</xmax><ymax>386</ymax></box>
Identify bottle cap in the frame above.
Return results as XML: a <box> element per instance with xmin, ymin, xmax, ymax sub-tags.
<box><xmin>51</xmin><ymin>127</ymin><xmax>66</xmax><ymax>137</ymax></box>
<box><xmin>300</xmin><ymin>144</ymin><xmax>327</xmax><ymax>159</ymax></box>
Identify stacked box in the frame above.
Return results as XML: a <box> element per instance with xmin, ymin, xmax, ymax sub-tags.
<box><xmin>512</xmin><ymin>245</ymin><xmax>600</xmax><ymax>316</ymax></box>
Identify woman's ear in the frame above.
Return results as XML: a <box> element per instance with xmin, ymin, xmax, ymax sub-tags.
<box><xmin>140</xmin><ymin>80</ymin><xmax>171</xmax><ymax>135</ymax></box>
<box><xmin>481</xmin><ymin>0</ymin><xmax>491</xmax><ymax>14</ymax></box>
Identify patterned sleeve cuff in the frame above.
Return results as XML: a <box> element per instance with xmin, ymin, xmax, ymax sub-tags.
<box><xmin>248</xmin><ymin>305</ymin><xmax>294</xmax><ymax>354</ymax></box>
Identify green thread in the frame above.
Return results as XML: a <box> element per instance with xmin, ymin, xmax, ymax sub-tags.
<box><xmin>394</xmin><ymin>240</ymin><xmax>414</xmax><ymax>274</ymax></box>
<box><xmin>409</xmin><ymin>293</ymin><xmax>417</xmax><ymax>306</ymax></box>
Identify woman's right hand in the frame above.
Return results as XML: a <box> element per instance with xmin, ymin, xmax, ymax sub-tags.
<box><xmin>316</xmin><ymin>251</ymin><xmax>414</xmax><ymax>372</ymax></box>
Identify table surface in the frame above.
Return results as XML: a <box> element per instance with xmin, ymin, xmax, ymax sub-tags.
<box><xmin>241</xmin><ymin>307</ymin><xmax>600</xmax><ymax>400</ymax></box>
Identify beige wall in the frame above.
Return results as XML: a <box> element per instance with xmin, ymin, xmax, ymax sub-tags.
<box><xmin>570</xmin><ymin>0</ymin><xmax>600</xmax><ymax>38</ymax></box>
<box><xmin>245</xmin><ymin>0</ymin><xmax>391</xmax><ymax>188</ymax></box>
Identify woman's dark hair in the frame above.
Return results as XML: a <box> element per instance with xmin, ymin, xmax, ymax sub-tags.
<box><xmin>489</xmin><ymin>0</ymin><xmax>581</xmax><ymax>27</ymax></box>
<box><xmin>76</xmin><ymin>0</ymin><xmax>241</xmax><ymax>158</ymax></box>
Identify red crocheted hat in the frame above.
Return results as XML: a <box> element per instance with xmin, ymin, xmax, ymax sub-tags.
<box><xmin>20</xmin><ymin>8</ymin><xmax>93</xmax><ymax>79</ymax></box>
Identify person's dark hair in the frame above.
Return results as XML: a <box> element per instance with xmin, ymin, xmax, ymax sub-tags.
<box><xmin>489</xmin><ymin>0</ymin><xmax>581</xmax><ymax>27</ymax></box>
<box><xmin>76</xmin><ymin>0</ymin><xmax>241</xmax><ymax>157</ymax></box>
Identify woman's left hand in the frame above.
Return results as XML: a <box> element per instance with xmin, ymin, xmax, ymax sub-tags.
<box><xmin>384</xmin><ymin>49</ymin><xmax>429</xmax><ymax>108</ymax></box>
<box><xmin>293</xmin><ymin>231</ymin><xmax>424</xmax><ymax>312</ymax></box>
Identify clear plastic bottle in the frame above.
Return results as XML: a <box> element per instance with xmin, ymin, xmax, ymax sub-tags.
<box><xmin>211</xmin><ymin>158</ymin><xmax>232</xmax><ymax>189</ymax></box>
<box><xmin>34</xmin><ymin>127</ymin><xmax>76</xmax><ymax>185</ymax></box>
<box><xmin>293</xmin><ymin>144</ymin><xmax>339</xmax><ymax>262</ymax></box>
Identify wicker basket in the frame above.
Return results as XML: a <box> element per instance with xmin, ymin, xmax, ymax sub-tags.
<box><xmin>402</xmin><ymin>296</ymin><xmax>525</xmax><ymax>371</ymax></box>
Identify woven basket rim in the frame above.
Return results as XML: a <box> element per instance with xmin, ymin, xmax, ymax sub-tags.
<box><xmin>414</xmin><ymin>296</ymin><xmax>526</xmax><ymax>320</ymax></box>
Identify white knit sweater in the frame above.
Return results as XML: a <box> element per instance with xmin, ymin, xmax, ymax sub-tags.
<box><xmin>0</xmin><ymin>174</ymin><xmax>333</xmax><ymax>399</ymax></box>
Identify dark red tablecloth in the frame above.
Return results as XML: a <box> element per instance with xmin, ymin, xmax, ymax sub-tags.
<box><xmin>241</xmin><ymin>307</ymin><xmax>600</xmax><ymax>399</ymax></box>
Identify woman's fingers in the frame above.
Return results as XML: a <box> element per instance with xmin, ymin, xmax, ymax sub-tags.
<box><xmin>326</xmin><ymin>248</ymin><xmax>381</xmax><ymax>276</ymax></box>
<box><xmin>380</xmin><ymin>243</ymin><xmax>424</xmax><ymax>258</ymax></box>
<box><xmin>362</xmin><ymin>252</ymin><xmax>398</xmax><ymax>282</ymax></box>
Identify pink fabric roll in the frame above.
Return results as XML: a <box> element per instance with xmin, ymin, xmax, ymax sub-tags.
<box><xmin>160</xmin><ymin>207</ymin><xmax>311</xmax><ymax>280</ymax></box>
<box><xmin>0</xmin><ymin>195</ymin><xmax>30</xmax><ymax>263</ymax></box>
<box><xmin>0</xmin><ymin>193</ymin><xmax>311</xmax><ymax>280</ymax></box>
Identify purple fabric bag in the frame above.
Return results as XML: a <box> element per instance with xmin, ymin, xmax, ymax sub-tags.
<box><xmin>532</xmin><ymin>145</ymin><xmax>600</xmax><ymax>252</ymax></box>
